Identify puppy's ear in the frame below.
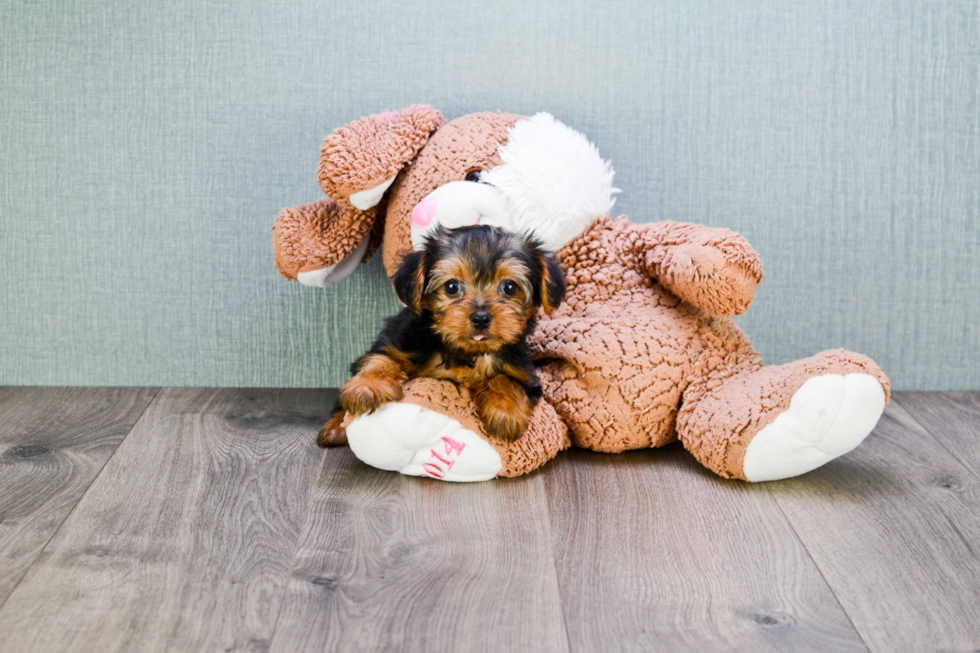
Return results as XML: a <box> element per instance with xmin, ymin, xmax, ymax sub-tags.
<box><xmin>537</xmin><ymin>253</ymin><xmax>567</xmax><ymax>315</ymax></box>
<box><xmin>392</xmin><ymin>249</ymin><xmax>428</xmax><ymax>314</ymax></box>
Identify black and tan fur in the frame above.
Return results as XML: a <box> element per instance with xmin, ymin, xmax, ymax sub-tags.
<box><xmin>318</xmin><ymin>225</ymin><xmax>566</xmax><ymax>446</ymax></box>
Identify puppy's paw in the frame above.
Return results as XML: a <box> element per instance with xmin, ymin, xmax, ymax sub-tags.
<box><xmin>317</xmin><ymin>413</ymin><xmax>348</xmax><ymax>447</ymax></box>
<box><xmin>340</xmin><ymin>373</ymin><xmax>404</xmax><ymax>416</ymax></box>
<box><xmin>478</xmin><ymin>395</ymin><xmax>531</xmax><ymax>441</ymax></box>
<box><xmin>482</xmin><ymin>411</ymin><xmax>529</xmax><ymax>442</ymax></box>
<box><xmin>474</xmin><ymin>376</ymin><xmax>532</xmax><ymax>441</ymax></box>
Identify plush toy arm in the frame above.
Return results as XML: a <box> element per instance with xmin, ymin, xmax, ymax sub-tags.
<box><xmin>626</xmin><ymin>221</ymin><xmax>763</xmax><ymax>316</ymax></box>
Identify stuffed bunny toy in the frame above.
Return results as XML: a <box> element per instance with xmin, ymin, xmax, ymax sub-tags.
<box><xmin>273</xmin><ymin>106</ymin><xmax>889</xmax><ymax>482</ymax></box>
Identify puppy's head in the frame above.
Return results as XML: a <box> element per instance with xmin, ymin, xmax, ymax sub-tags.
<box><xmin>393</xmin><ymin>225</ymin><xmax>566</xmax><ymax>354</ymax></box>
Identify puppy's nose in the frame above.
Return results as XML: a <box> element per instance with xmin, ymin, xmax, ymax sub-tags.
<box><xmin>469</xmin><ymin>311</ymin><xmax>492</xmax><ymax>329</ymax></box>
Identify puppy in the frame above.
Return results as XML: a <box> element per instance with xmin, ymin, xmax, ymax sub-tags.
<box><xmin>318</xmin><ymin>225</ymin><xmax>566</xmax><ymax>447</ymax></box>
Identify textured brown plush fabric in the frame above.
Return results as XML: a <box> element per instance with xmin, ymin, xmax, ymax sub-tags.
<box><xmin>272</xmin><ymin>198</ymin><xmax>377</xmax><ymax>280</ymax></box>
<box><xmin>530</xmin><ymin>216</ymin><xmax>764</xmax><ymax>452</ymax></box>
<box><xmin>381</xmin><ymin>111</ymin><xmax>523</xmax><ymax>275</ymax></box>
<box><xmin>318</xmin><ymin>105</ymin><xmax>445</xmax><ymax>210</ymax></box>
<box><xmin>273</xmin><ymin>105</ymin><xmax>444</xmax><ymax>279</ymax></box>
<box><xmin>636</xmin><ymin>220</ymin><xmax>764</xmax><ymax>317</ymax></box>
<box><xmin>398</xmin><ymin>378</ymin><xmax>571</xmax><ymax>477</ymax></box>
<box><xmin>274</xmin><ymin>108</ymin><xmax>891</xmax><ymax>480</ymax></box>
<box><xmin>531</xmin><ymin>215</ymin><xmax>889</xmax><ymax>477</ymax></box>
<box><xmin>676</xmin><ymin>349</ymin><xmax>890</xmax><ymax>479</ymax></box>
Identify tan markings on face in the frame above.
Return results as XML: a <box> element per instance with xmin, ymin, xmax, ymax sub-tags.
<box><xmin>423</xmin><ymin>253</ymin><xmax>534</xmax><ymax>354</ymax></box>
<box><xmin>426</xmin><ymin>257</ymin><xmax>470</xmax><ymax>301</ymax></box>
<box><xmin>423</xmin><ymin>255</ymin><xmax>474</xmax><ymax>351</ymax></box>
<box><xmin>493</xmin><ymin>258</ymin><xmax>532</xmax><ymax>301</ymax></box>
<box><xmin>482</xmin><ymin>257</ymin><xmax>533</xmax><ymax>348</ymax></box>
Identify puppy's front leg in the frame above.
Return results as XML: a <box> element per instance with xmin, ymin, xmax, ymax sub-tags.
<box><xmin>340</xmin><ymin>353</ymin><xmax>408</xmax><ymax>417</ymax></box>
<box><xmin>473</xmin><ymin>375</ymin><xmax>532</xmax><ymax>441</ymax></box>
<box><xmin>317</xmin><ymin>403</ymin><xmax>348</xmax><ymax>448</ymax></box>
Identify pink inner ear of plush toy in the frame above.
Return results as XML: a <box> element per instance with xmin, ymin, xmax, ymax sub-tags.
<box><xmin>410</xmin><ymin>198</ymin><xmax>437</xmax><ymax>228</ymax></box>
<box><xmin>381</xmin><ymin>112</ymin><xmax>525</xmax><ymax>276</ymax></box>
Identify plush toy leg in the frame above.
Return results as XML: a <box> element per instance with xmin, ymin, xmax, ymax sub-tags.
<box><xmin>676</xmin><ymin>350</ymin><xmax>890</xmax><ymax>482</ymax></box>
<box><xmin>344</xmin><ymin>378</ymin><xmax>570</xmax><ymax>481</ymax></box>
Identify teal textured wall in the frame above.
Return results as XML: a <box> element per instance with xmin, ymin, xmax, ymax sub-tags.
<box><xmin>1</xmin><ymin>0</ymin><xmax>977</xmax><ymax>390</ymax></box>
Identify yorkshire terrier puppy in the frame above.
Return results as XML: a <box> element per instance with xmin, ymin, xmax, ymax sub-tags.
<box><xmin>318</xmin><ymin>225</ymin><xmax>566</xmax><ymax>447</ymax></box>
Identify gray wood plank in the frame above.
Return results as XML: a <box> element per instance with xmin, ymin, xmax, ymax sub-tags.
<box><xmin>0</xmin><ymin>388</ymin><xmax>330</xmax><ymax>653</ymax></box>
<box><xmin>0</xmin><ymin>386</ymin><xmax>157</xmax><ymax>607</ymax></box>
<box><xmin>766</xmin><ymin>401</ymin><xmax>980</xmax><ymax>652</ymax></box>
<box><xmin>894</xmin><ymin>392</ymin><xmax>980</xmax><ymax>479</ymax></box>
<box><xmin>269</xmin><ymin>448</ymin><xmax>569</xmax><ymax>653</ymax></box>
<box><xmin>543</xmin><ymin>446</ymin><xmax>866</xmax><ymax>653</ymax></box>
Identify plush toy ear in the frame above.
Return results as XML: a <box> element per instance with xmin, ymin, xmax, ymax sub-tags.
<box><xmin>319</xmin><ymin>105</ymin><xmax>445</xmax><ymax>211</ymax></box>
<box><xmin>392</xmin><ymin>249</ymin><xmax>429</xmax><ymax>314</ymax></box>
<box><xmin>272</xmin><ymin>198</ymin><xmax>378</xmax><ymax>286</ymax></box>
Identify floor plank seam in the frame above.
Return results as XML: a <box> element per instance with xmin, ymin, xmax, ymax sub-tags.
<box><xmin>537</xmin><ymin>471</ymin><xmax>575</xmax><ymax>653</ymax></box>
<box><xmin>0</xmin><ymin>387</ymin><xmax>162</xmax><ymax>614</ymax></box>
<box><xmin>5</xmin><ymin>390</ymin><xmax>978</xmax><ymax>651</ymax></box>
<box><xmin>266</xmin><ymin>445</ymin><xmax>330</xmax><ymax>649</ymax></box>
<box><xmin>891</xmin><ymin>394</ymin><xmax>980</xmax><ymax>486</ymax></box>
<box><xmin>763</xmin><ymin>484</ymin><xmax>872</xmax><ymax>653</ymax></box>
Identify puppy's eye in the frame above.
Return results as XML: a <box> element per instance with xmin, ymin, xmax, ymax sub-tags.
<box><xmin>444</xmin><ymin>280</ymin><xmax>461</xmax><ymax>296</ymax></box>
<box><xmin>465</xmin><ymin>170</ymin><xmax>483</xmax><ymax>182</ymax></box>
<box><xmin>500</xmin><ymin>280</ymin><xmax>519</xmax><ymax>297</ymax></box>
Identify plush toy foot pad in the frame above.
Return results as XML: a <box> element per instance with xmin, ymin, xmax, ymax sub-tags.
<box><xmin>346</xmin><ymin>402</ymin><xmax>503</xmax><ymax>482</ymax></box>
<box><xmin>742</xmin><ymin>373</ymin><xmax>886</xmax><ymax>482</ymax></box>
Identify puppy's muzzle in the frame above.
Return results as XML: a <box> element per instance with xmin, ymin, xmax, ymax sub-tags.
<box><xmin>469</xmin><ymin>311</ymin><xmax>492</xmax><ymax>330</ymax></box>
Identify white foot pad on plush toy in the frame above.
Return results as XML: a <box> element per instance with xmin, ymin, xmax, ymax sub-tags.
<box><xmin>346</xmin><ymin>403</ymin><xmax>503</xmax><ymax>482</ymax></box>
<box><xmin>742</xmin><ymin>373</ymin><xmax>885</xmax><ymax>482</ymax></box>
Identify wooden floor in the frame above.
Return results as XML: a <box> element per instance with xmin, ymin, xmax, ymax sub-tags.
<box><xmin>0</xmin><ymin>388</ymin><xmax>978</xmax><ymax>652</ymax></box>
